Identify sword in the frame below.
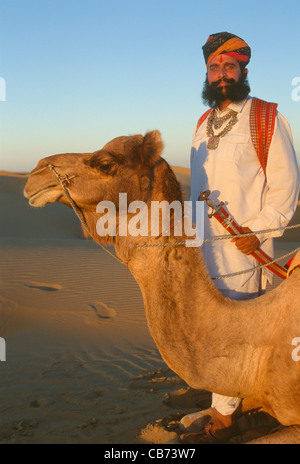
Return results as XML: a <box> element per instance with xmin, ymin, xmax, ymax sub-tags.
<box><xmin>199</xmin><ymin>190</ymin><xmax>287</xmax><ymax>280</ymax></box>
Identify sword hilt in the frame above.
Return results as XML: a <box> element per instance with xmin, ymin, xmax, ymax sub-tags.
<box><xmin>198</xmin><ymin>190</ymin><xmax>225</xmax><ymax>218</ymax></box>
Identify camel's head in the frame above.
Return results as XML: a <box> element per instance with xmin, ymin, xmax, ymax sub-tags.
<box><xmin>24</xmin><ymin>131</ymin><xmax>181</xmax><ymax>212</ymax></box>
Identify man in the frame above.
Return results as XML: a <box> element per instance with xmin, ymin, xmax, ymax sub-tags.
<box><xmin>181</xmin><ymin>32</ymin><xmax>300</xmax><ymax>443</ymax></box>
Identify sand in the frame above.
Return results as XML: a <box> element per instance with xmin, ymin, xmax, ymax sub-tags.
<box><xmin>0</xmin><ymin>168</ymin><xmax>299</xmax><ymax>444</ymax></box>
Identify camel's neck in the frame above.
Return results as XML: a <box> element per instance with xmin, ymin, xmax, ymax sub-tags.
<box><xmin>79</xmin><ymin>165</ymin><xmax>269</xmax><ymax>397</ymax></box>
<box><xmin>114</xmin><ymin>235</ymin><xmax>227</xmax><ymax>384</ymax></box>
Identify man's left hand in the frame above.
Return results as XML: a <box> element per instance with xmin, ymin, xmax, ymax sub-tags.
<box><xmin>231</xmin><ymin>227</ymin><xmax>260</xmax><ymax>255</ymax></box>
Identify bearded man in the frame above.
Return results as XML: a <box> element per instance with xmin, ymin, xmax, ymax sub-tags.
<box><xmin>180</xmin><ymin>32</ymin><xmax>300</xmax><ymax>443</ymax></box>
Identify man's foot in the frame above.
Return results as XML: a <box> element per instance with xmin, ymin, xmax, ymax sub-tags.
<box><xmin>209</xmin><ymin>408</ymin><xmax>234</xmax><ymax>433</ymax></box>
<box><xmin>180</xmin><ymin>408</ymin><xmax>237</xmax><ymax>444</ymax></box>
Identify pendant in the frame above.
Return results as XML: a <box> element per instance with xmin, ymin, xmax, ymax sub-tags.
<box><xmin>207</xmin><ymin>136</ymin><xmax>220</xmax><ymax>150</ymax></box>
<box><xmin>213</xmin><ymin>120</ymin><xmax>223</xmax><ymax>130</ymax></box>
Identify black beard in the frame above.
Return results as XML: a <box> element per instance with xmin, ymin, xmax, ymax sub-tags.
<box><xmin>202</xmin><ymin>74</ymin><xmax>251</xmax><ymax>108</ymax></box>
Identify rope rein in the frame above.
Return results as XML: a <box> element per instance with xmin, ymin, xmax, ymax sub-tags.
<box><xmin>47</xmin><ymin>164</ymin><xmax>300</xmax><ymax>279</ymax></box>
<box><xmin>211</xmin><ymin>247</ymin><xmax>300</xmax><ymax>280</ymax></box>
<box><xmin>48</xmin><ymin>164</ymin><xmax>123</xmax><ymax>264</ymax></box>
<box><xmin>135</xmin><ymin>223</ymin><xmax>300</xmax><ymax>246</ymax></box>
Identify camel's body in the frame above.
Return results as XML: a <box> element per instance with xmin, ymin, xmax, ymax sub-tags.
<box><xmin>24</xmin><ymin>131</ymin><xmax>300</xmax><ymax>443</ymax></box>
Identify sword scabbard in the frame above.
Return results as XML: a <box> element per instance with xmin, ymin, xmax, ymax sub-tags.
<box><xmin>198</xmin><ymin>191</ymin><xmax>287</xmax><ymax>280</ymax></box>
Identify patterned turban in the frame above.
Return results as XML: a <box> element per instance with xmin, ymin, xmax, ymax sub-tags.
<box><xmin>202</xmin><ymin>32</ymin><xmax>251</xmax><ymax>67</ymax></box>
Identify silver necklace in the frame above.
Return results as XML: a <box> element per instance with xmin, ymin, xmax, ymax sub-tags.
<box><xmin>213</xmin><ymin>109</ymin><xmax>235</xmax><ymax>129</ymax></box>
<box><xmin>206</xmin><ymin>109</ymin><xmax>238</xmax><ymax>150</ymax></box>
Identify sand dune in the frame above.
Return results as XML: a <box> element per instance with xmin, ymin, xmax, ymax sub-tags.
<box><xmin>0</xmin><ymin>168</ymin><xmax>299</xmax><ymax>444</ymax></box>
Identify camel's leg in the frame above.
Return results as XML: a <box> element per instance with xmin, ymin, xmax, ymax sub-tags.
<box><xmin>179</xmin><ymin>408</ymin><xmax>213</xmax><ymax>431</ymax></box>
<box><xmin>246</xmin><ymin>425</ymin><xmax>300</xmax><ymax>444</ymax></box>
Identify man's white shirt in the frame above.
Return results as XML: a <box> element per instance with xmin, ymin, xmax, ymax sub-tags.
<box><xmin>190</xmin><ymin>97</ymin><xmax>300</xmax><ymax>290</ymax></box>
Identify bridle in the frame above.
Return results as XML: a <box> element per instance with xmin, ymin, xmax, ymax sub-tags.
<box><xmin>47</xmin><ymin>164</ymin><xmax>85</xmax><ymax>228</ymax></box>
<box><xmin>45</xmin><ymin>164</ymin><xmax>123</xmax><ymax>264</ymax></box>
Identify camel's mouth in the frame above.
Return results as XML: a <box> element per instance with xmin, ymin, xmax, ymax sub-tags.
<box><xmin>24</xmin><ymin>181</ymin><xmax>63</xmax><ymax>207</ymax></box>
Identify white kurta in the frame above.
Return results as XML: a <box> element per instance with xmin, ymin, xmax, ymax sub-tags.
<box><xmin>190</xmin><ymin>96</ymin><xmax>300</xmax><ymax>291</ymax></box>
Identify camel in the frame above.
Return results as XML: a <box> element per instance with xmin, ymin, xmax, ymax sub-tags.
<box><xmin>24</xmin><ymin>130</ymin><xmax>300</xmax><ymax>444</ymax></box>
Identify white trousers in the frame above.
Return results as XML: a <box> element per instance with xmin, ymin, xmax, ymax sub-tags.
<box><xmin>212</xmin><ymin>286</ymin><xmax>264</xmax><ymax>416</ymax></box>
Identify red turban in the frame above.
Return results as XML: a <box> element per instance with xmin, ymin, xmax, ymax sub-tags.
<box><xmin>203</xmin><ymin>32</ymin><xmax>251</xmax><ymax>67</ymax></box>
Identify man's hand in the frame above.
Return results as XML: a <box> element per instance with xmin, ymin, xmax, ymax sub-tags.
<box><xmin>231</xmin><ymin>227</ymin><xmax>260</xmax><ymax>255</ymax></box>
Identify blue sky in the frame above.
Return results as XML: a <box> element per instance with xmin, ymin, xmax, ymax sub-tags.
<box><xmin>1</xmin><ymin>0</ymin><xmax>299</xmax><ymax>171</ymax></box>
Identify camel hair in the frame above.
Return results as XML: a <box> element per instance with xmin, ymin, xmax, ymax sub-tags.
<box><xmin>24</xmin><ymin>130</ymin><xmax>300</xmax><ymax>444</ymax></box>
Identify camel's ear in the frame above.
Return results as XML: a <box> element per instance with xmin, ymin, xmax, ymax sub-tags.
<box><xmin>141</xmin><ymin>130</ymin><xmax>164</xmax><ymax>167</ymax></box>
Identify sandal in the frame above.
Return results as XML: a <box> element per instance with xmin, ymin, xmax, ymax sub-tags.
<box><xmin>180</xmin><ymin>421</ymin><xmax>237</xmax><ymax>444</ymax></box>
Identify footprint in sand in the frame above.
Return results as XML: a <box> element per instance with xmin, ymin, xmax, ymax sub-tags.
<box><xmin>30</xmin><ymin>398</ymin><xmax>54</xmax><ymax>408</ymax></box>
<box><xmin>42</xmin><ymin>360</ymin><xmax>84</xmax><ymax>378</ymax></box>
<box><xmin>23</xmin><ymin>281</ymin><xmax>62</xmax><ymax>292</ymax></box>
<box><xmin>90</xmin><ymin>302</ymin><xmax>117</xmax><ymax>319</ymax></box>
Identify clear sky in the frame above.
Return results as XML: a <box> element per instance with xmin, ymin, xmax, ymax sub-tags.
<box><xmin>1</xmin><ymin>0</ymin><xmax>299</xmax><ymax>172</ymax></box>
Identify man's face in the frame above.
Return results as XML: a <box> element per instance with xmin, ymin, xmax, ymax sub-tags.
<box><xmin>207</xmin><ymin>55</ymin><xmax>244</xmax><ymax>92</ymax></box>
<box><xmin>202</xmin><ymin>54</ymin><xmax>250</xmax><ymax>108</ymax></box>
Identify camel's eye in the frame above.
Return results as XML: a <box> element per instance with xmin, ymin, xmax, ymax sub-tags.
<box><xmin>88</xmin><ymin>151</ymin><xmax>118</xmax><ymax>174</ymax></box>
<box><xmin>99</xmin><ymin>163</ymin><xmax>112</xmax><ymax>174</ymax></box>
